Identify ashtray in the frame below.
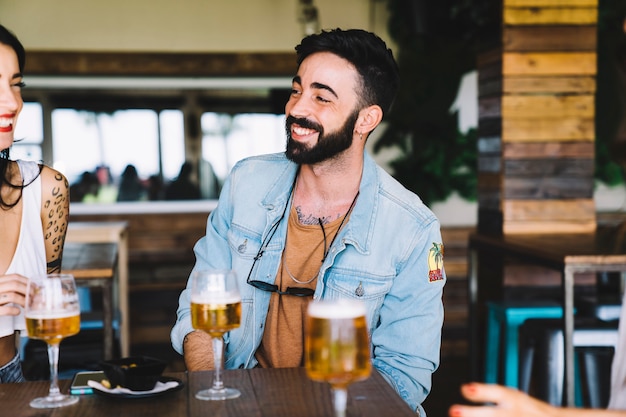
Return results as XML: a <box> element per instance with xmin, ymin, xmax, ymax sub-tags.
<box><xmin>99</xmin><ymin>356</ymin><xmax>167</xmax><ymax>391</ymax></box>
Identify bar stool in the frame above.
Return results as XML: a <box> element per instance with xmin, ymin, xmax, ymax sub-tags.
<box><xmin>484</xmin><ymin>300</ymin><xmax>565</xmax><ymax>387</ymax></box>
<box><xmin>518</xmin><ymin>317</ymin><xmax>618</xmax><ymax>407</ymax></box>
<box><xmin>77</xmin><ymin>286</ymin><xmax>121</xmax><ymax>334</ymax></box>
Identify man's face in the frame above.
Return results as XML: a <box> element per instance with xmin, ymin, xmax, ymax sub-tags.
<box><xmin>285</xmin><ymin>109</ymin><xmax>359</xmax><ymax>165</ymax></box>
<box><xmin>284</xmin><ymin>52</ymin><xmax>362</xmax><ymax>165</ymax></box>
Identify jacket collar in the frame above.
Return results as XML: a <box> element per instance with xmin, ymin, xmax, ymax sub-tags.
<box><xmin>338</xmin><ymin>151</ymin><xmax>378</xmax><ymax>255</ymax></box>
<box><xmin>260</xmin><ymin>152</ymin><xmax>378</xmax><ymax>255</ymax></box>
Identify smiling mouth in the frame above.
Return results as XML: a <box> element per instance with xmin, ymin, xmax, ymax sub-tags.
<box><xmin>291</xmin><ymin>124</ymin><xmax>318</xmax><ymax>137</ymax></box>
<box><xmin>0</xmin><ymin>117</ymin><xmax>14</xmax><ymax>129</ymax></box>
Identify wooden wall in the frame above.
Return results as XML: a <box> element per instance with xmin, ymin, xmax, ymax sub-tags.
<box><xmin>477</xmin><ymin>0</ymin><xmax>599</xmax><ymax>234</ymax></box>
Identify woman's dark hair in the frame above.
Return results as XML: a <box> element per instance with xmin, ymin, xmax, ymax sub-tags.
<box><xmin>295</xmin><ymin>28</ymin><xmax>400</xmax><ymax>116</ymax></box>
<box><xmin>0</xmin><ymin>24</ymin><xmax>25</xmax><ymax>73</ymax></box>
<box><xmin>0</xmin><ymin>24</ymin><xmax>38</xmax><ymax>210</ymax></box>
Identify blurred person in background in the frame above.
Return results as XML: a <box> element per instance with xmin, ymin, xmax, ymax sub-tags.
<box><xmin>117</xmin><ymin>164</ymin><xmax>146</xmax><ymax>202</ymax></box>
<box><xmin>165</xmin><ymin>161</ymin><xmax>200</xmax><ymax>200</ymax></box>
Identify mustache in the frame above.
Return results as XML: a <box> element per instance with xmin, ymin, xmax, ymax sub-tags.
<box><xmin>285</xmin><ymin>116</ymin><xmax>323</xmax><ymax>133</ymax></box>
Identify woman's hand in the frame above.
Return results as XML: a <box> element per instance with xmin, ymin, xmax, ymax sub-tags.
<box><xmin>449</xmin><ymin>383</ymin><xmax>561</xmax><ymax>417</ymax></box>
<box><xmin>0</xmin><ymin>274</ymin><xmax>29</xmax><ymax>316</ymax></box>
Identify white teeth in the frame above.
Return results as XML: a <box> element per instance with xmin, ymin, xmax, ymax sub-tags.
<box><xmin>0</xmin><ymin>118</ymin><xmax>12</xmax><ymax>128</ymax></box>
<box><xmin>293</xmin><ymin>126</ymin><xmax>315</xmax><ymax>136</ymax></box>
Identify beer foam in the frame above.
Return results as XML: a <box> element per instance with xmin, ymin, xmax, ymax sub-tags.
<box><xmin>25</xmin><ymin>310</ymin><xmax>79</xmax><ymax>319</ymax></box>
<box><xmin>191</xmin><ymin>292</ymin><xmax>241</xmax><ymax>304</ymax></box>
<box><xmin>307</xmin><ymin>300</ymin><xmax>366</xmax><ymax>319</ymax></box>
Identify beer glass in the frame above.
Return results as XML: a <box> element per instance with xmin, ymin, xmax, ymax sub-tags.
<box><xmin>305</xmin><ymin>299</ymin><xmax>371</xmax><ymax>417</ymax></box>
<box><xmin>25</xmin><ymin>274</ymin><xmax>81</xmax><ymax>408</ymax></box>
<box><xmin>190</xmin><ymin>269</ymin><xmax>242</xmax><ymax>400</ymax></box>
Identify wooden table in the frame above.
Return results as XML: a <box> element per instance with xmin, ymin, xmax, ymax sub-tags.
<box><xmin>2</xmin><ymin>368</ymin><xmax>416</xmax><ymax>417</ymax></box>
<box><xmin>62</xmin><ymin>242</ymin><xmax>118</xmax><ymax>360</ymax></box>
<box><xmin>66</xmin><ymin>221</ymin><xmax>130</xmax><ymax>357</ymax></box>
<box><xmin>468</xmin><ymin>229</ymin><xmax>626</xmax><ymax>406</ymax></box>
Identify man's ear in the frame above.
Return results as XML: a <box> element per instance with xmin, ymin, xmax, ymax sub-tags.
<box><xmin>356</xmin><ymin>105</ymin><xmax>383</xmax><ymax>136</ymax></box>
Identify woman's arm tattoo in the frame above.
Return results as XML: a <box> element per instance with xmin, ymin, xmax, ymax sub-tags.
<box><xmin>44</xmin><ymin>173</ymin><xmax>69</xmax><ymax>273</ymax></box>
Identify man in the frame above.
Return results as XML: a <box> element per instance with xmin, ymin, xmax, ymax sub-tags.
<box><xmin>171</xmin><ymin>28</ymin><xmax>446</xmax><ymax>415</ymax></box>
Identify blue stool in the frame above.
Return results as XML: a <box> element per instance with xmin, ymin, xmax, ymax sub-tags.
<box><xmin>76</xmin><ymin>286</ymin><xmax>120</xmax><ymax>332</ymax></box>
<box><xmin>484</xmin><ymin>300</ymin><xmax>565</xmax><ymax>388</ymax></box>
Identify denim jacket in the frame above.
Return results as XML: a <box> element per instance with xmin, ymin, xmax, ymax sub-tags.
<box><xmin>172</xmin><ymin>152</ymin><xmax>446</xmax><ymax>415</ymax></box>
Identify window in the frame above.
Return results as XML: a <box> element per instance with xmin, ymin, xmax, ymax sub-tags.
<box><xmin>13</xmin><ymin>106</ymin><xmax>287</xmax><ymax>202</ymax></box>
<box><xmin>201</xmin><ymin>112</ymin><xmax>286</xmax><ymax>183</ymax></box>
<box><xmin>12</xmin><ymin>102</ymin><xmax>43</xmax><ymax>162</ymax></box>
<box><xmin>52</xmin><ymin>109</ymin><xmax>181</xmax><ymax>186</ymax></box>
<box><xmin>16</xmin><ymin>78</ymin><xmax>291</xmax><ymax>202</ymax></box>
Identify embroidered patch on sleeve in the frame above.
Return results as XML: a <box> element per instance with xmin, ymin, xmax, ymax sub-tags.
<box><xmin>428</xmin><ymin>242</ymin><xmax>444</xmax><ymax>282</ymax></box>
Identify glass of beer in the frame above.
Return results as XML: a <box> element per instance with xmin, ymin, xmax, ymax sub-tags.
<box><xmin>25</xmin><ymin>273</ymin><xmax>81</xmax><ymax>408</ymax></box>
<box><xmin>190</xmin><ymin>269</ymin><xmax>242</xmax><ymax>400</ymax></box>
<box><xmin>305</xmin><ymin>299</ymin><xmax>371</xmax><ymax>417</ymax></box>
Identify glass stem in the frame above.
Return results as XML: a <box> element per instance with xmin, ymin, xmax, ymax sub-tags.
<box><xmin>332</xmin><ymin>387</ymin><xmax>347</xmax><ymax>417</ymax></box>
<box><xmin>47</xmin><ymin>343</ymin><xmax>62</xmax><ymax>400</ymax></box>
<box><xmin>211</xmin><ymin>337</ymin><xmax>225</xmax><ymax>391</ymax></box>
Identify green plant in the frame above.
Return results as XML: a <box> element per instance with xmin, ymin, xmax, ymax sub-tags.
<box><xmin>374</xmin><ymin>0</ymin><xmax>498</xmax><ymax>206</ymax></box>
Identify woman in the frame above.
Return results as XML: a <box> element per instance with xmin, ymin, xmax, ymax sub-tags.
<box><xmin>0</xmin><ymin>24</ymin><xmax>69</xmax><ymax>382</ymax></box>
<box><xmin>117</xmin><ymin>164</ymin><xmax>145</xmax><ymax>202</ymax></box>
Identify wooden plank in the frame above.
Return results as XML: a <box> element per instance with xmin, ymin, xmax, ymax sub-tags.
<box><xmin>502</xmin><ymin>95</ymin><xmax>594</xmax><ymax>118</ymax></box>
<box><xmin>503</xmin><ymin>142</ymin><xmax>594</xmax><ymax>158</ymax></box>
<box><xmin>26</xmin><ymin>51</ymin><xmax>297</xmax><ymax>77</ymax></box>
<box><xmin>478</xmin><ymin>118</ymin><xmax>503</xmax><ymax>137</ymax></box>
<box><xmin>503</xmin><ymin>75</ymin><xmax>596</xmax><ymax>94</ymax></box>
<box><xmin>478</xmin><ymin>173</ymin><xmax>503</xmax><ymax>190</ymax></box>
<box><xmin>503</xmin><ymin>177</ymin><xmax>594</xmax><ymax>199</ymax></box>
<box><xmin>503</xmin><ymin>264</ymin><xmax>562</xmax><ymax>287</ymax></box>
<box><xmin>504</xmin><ymin>219</ymin><xmax>596</xmax><ymax>234</ymax></box>
<box><xmin>504</xmin><ymin>0</ymin><xmax>597</xmax><ymax>6</ymax></box>
<box><xmin>502</xmin><ymin>117</ymin><xmax>594</xmax><ymax>141</ymax></box>
<box><xmin>477</xmin><ymin>48</ymin><xmax>504</xmax><ymax>67</ymax></box>
<box><xmin>502</xmin><ymin>264</ymin><xmax>596</xmax><ymax>286</ymax></box>
<box><xmin>503</xmin><ymin>52</ymin><xmax>596</xmax><ymax>75</ymax></box>
<box><xmin>62</xmin><ymin>242</ymin><xmax>117</xmax><ymax>278</ymax></box>
<box><xmin>478</xmin><ymin>156</ymin><xmax>502</xmax><ymax>173</ymax></box>
<box><xmin>504</xmin><ymin>158</ymin><xmax>594</xmax><ymax>177</ymax></box>
<box><xmin>502</xmin><ymin>199</ymin><xmax>595</xmax><ymax>221</ymax></box>
<box><xmin>479</xmin><ymin>78</ymin><xmax>503</xmax><ymax>97</ymax></box>
<box><xmin>478</xmin><ymin>61</ymin><xmax>503</xmax><ymax>84</ymax></box>
<box><xmin>479</xmin><ymin>96</ymin><xmax>501</xmax><ymax>118</ymax></box>
<box><xmin>503</xmin><ymin>26</ymin><xmax>597</xmax><ymax>52</ymax></box>
<box><xmin>504</xmin><ymin>7</ymin><xmax>598</xmax><ymax>25</ymax></box>
<box><xmin>478</xmin><ymin>136</ymin><xmax>502</xmax><ymax>153</ymax></box>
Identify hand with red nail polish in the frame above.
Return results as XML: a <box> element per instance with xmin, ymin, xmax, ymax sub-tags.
<box><xmin>448</xmin><ymin>382</ymin><xmax>626</xmax><ymax>417</ymax></box>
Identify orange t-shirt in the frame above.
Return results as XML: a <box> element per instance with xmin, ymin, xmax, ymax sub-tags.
<box><xmin>255</xmin><ymin>206</ymin><xmax>343</xmax><ymax>368</ymax></box>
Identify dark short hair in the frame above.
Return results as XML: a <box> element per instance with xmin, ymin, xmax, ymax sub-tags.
<box><xmin>0</xmin><ymin>24</ymin><xmax>25</xmax><ymax>73</ymax></box>
<box><xmin>295</xmin><ymin>28</ymin><xmax>400</xmax><ymax>116</ymax></box>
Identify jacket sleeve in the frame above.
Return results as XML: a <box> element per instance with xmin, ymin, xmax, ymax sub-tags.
<box><xmin>170</xmin><ymin>173</ymin><xmax>236</xmax><ymax>354</ymax></box>
<box><xmin>371</xmin><ymin>219</ymin><xmax>446</xmax><ymax>416</ymax></box>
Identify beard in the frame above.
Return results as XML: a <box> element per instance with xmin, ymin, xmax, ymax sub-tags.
<box><xmin>285</xmin><ymin>109</ymin><xmax>359</xmax><ymax>165</ymax></box>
